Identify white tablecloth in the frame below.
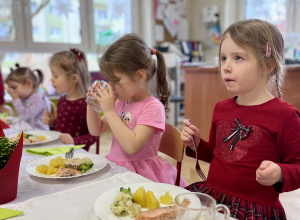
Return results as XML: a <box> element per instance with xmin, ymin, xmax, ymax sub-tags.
<box><xmin>1</xmin><ymin>172</ymin><xmax>151</xmax><ymax>220</ymax></box>
<box><xmin>2</xmin><ymin>127</ymin><xmax>300</xmax><ymax>220</ymax></box>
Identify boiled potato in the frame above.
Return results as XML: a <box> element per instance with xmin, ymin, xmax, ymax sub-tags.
<box><xmin>36</xmin><ymin>165</ymin><xmax>48</xmax><ymax>174</ymax></box>
<box><xmin>159</xmin><ymin>191</ymin><xmax>173</xmax><ymax>205</ymax></box>
<box><xmin>46</xmin><ymin>165</ymin><xmax>56</xmax><ymax>175</ymax></box>
<box><xmin>49</xmin><ymin>156</ymin><xmax>65</xmax><ymax>168</ymax></box>
<box><xmin>133</xmin><ymin>186</ymin><xmax>146</xmax><ymax>207</ymax></box>
<box><xmin>52</xmin><ymin>167</ymin><xmax>59</xmax><ymax>174</ymax></box>
<box><xmin>37</xmin><ymin>135</ymin><xmax>47</xmax><ymax>141</ymax></box>
<box><xmin>145</xmin><ymin>191</ymin><xmax>159</xmax><ymax>210</ymax></box>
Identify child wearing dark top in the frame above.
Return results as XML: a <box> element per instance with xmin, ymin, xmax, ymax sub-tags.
<box><xmin>181</xmin><ymin>19</ymin><xmax>300</xmax><ymax>220</ymax></box>
<box><xmin>43</xmin><ymin>48</ymin><xmax>98</xmax><ymax>151</ymax></box>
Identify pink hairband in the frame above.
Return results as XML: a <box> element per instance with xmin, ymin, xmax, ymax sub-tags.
<box><xmin>266</xmin><ymin>42</ymin><xmax>271</xmax><ymax>58</ymax></box>
<box><xmin>70</xmin><ymin>48</ymin><xmax>82</xmax><ymax>62</ymax></box>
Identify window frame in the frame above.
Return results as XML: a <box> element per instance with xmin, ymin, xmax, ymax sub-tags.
<box><xmin>0</xmin><ymin>0</ymin><xmax>141</xmax><ymax>53</ymax></box>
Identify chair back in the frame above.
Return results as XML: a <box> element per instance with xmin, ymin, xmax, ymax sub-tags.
<box><xmin>159</xmin><ymin>123</ymin><xmax>185</xmax><ymax>186</ymax></box>
<box><xmin>49</xmin><ymin>101</ymin><xmax>57</xmax><ymax>119</ymax></box>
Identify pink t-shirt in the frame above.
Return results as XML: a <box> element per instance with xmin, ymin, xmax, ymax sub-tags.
<box><xmin>106</xmin><ymin>96</ymin><xmax>186</xmax><ymax>187</ymax></box>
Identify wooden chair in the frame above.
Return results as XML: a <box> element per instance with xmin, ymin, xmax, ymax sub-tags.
<box><xmin>159</xmin><ymin>123</ymin><xmax>185</xmax><ymax>186</ymax></box>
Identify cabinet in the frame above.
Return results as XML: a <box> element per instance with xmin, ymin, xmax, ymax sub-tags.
<box><xmin>161</xmin><ymin>53</ymin><xmax>184</xmax><ymax>126</ymax></box>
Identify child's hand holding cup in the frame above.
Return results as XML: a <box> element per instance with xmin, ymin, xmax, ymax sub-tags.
<box><xmin>86</xmin><ymin>80</ymin><xmax>109</xmax><ymax>113</ymax></box>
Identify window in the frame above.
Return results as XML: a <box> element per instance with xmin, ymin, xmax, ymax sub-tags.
<box><xmin>0</xmin><ymin>0</ymin><xmax>15</xmax><ymax>41</ymax></box>
<box><xmin>31</xmin><ymin>0</ymin><xmax>82</xmax><ymax>44</ymax></box>
<box><xmin>0</xmin><ymin>0</ymin><xmax>135</xmax><ymax>53</ymax></box>
<box><xmin>0</xmin><ymin>0</ymin><xmax>144</xmax><ymax>97</ymax></box>
<box><xmin>245</xmin><ymin>0</ymin><xmax>288</xmax><ymax>35</ymax></box>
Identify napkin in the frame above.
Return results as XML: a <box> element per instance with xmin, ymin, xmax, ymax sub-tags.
<box><xmin>25</xmin><ymin>145</ymin><xmax>85</xmax><ymax>156</ymax></box>
<box><xmin>0</xmin><ymin>208</ymin><xmax>24</xmax><ymax>220</ymax></box>
<box><xmin>0</xmin><ymin>119</ymin><xmax>10</xmax><ymax>129</ymax></box>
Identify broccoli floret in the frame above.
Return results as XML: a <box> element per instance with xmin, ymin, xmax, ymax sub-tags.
<box><xmin>79</xmin><ymin>162</ymin><xmax>94</xmax><ymax>173</ymax></box>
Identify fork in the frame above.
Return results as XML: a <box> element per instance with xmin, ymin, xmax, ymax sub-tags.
<box><xmin>188</xmin><ymin>119</ymin><xmax>207</xmax><ymax>181</ymax></box>
<box><xmin>65</xmin><ymin>147</ymin><xmax>74</xmax><ymax>160</ymax></box>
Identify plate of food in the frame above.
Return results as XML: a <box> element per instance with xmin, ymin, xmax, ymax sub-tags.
<box><xmin>26</xmin><ymin>153</ymin><xmax>108</xmax><ymax>179</ymax></box>
<box><xmin>94</xmin><ymin>182</ymin><xmax>190</xmax><ymax>220</ymax></box>
<box><xmin>7</xmin><ymin>130</ymin><xmax>61</xmax><ymax>146</ymax></box>
<box><xmin>0</xmin><ymin>113</ymin><xmax>17</xmax><ymax>124</ymax></box>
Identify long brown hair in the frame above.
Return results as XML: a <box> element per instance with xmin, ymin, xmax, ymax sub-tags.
<box><xmin>49</xmin><ymin>48</ymin><xmax>91</xmax><ymax>95</ymax></box>
<box><xmin>219</xmin><ymin>19</ymin><xmax>285</xmax><ymax>98</ymax></box>
<box><xmin>99</xmin><ymin>33</ymin><xmax>171</xmax><ymax>112</ymax></box>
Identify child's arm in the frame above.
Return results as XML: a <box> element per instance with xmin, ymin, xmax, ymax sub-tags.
<box><xmin>256</xmin><ymin>160</ymin><xmax>284</xmax><ymax>186</ymax></box>
<box><xmin>59</xmin><ymin>133</ymin><xmax>98</xmax><ymax>148</ymax></box>
<box><xmin>181</xmin><ymin>118</ymin><xmax>200</xmax><ymax>147</ymax></box>
<box><xmin>258</xmin><ymin>110</ymin><xmax>300</xmax><ymax>192</ymax></box>
<box><xmin>43</xmin><ymin>110</ymin><xmax>55</xmax><ymax>128</ymax></box>
<box><xmin>181</xmin><ymin>118</ymin><xmax>215</xmax><ymax>163</ymax></box>
<box><xmin>88</xmin><ymin>83</ymin><xmax>155</xmax><ymax>154</ymax></box>
<box><xmin>87</xmin><ymin>105</ymin><xmax>110</xmax><ymax>135</ymax></box>
<box><xmin>105</xmin><ymin>110</ymin><xmax>155</xmax><ymax>154</ymax></box>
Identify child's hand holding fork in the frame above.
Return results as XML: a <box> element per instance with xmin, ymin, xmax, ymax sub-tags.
<box><xmin>43</xmin><ymin>110</ymin><xmax>55</xmax><ymax>128</ymax></box>
<box><xmin>181</xmin><ymin>118</ymin><xmax>201</xmax><ymax>148</ymax></box>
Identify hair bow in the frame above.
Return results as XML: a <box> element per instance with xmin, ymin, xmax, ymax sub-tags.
<box><xmin>70</xmin><ymin>48</ymin><xmax>82</xmax><ymax>62</ymax></box>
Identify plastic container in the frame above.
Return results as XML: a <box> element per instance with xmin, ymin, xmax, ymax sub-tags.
<box><xmin>86</xmin><ymin>80</ymin><xmax>108</xmax><ymax>113</ymax></box>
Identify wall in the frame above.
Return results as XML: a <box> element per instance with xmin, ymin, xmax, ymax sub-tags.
<box><xmin>185</xmin><ymin>0</ymin><xmax>244</xmax><ymax>63</ymax></box>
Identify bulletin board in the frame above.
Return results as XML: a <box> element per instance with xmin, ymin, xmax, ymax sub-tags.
<box><xmin>154</xmin><ymin>0</ymin><xmax>187</xmax><ymax>44</ymax></box>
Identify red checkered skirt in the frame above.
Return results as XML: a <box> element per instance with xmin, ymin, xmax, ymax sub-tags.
<box><xmin>185</xmin><ymin>182</ymin><xmax>287</xmax><ymax>220</ymax></box>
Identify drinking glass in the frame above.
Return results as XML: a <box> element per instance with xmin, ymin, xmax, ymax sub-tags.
<box><xmin>86</xmin><ymin>80</ymin><xmax>108</xmax><ymax>113</ymax></box>
<box><xmin>175</xmin><ymin>192</ymin><xmax>230</xmax><ymax>220</ymax></box>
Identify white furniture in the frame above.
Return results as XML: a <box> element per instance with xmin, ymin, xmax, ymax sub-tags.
<box><xmin>163</xmin><ymin>52</ymin><xmax>184</xmax><ymax>126</ymax></box>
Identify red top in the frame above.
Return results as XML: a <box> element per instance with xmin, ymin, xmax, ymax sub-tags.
<box><xmin>186</xmin><ymin>97</ymin><xmax>300</xmax><ymax>207</ymax></box>
<box><xmin>0</xmin><ymin>66</ymin><xmax>4</xmax><ymax>105</ymax></box>
<box><xmin>54</xmin><ymin>96</ymin><xmax>98</xmax><ymax>151</ymax></box>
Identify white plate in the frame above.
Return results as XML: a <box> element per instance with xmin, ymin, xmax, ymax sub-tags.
<box><xmin>0</xmin><ymin>115</ymin><xmax>17</xmax><ymax>124</ymax></box>
<box><xmin>7</xmin><ymin>130</ymin><xmax>61</xmax><ymax>146</ymax></box>
<box><xmin>94</xmin><ymin>182</ymin><xmax>190</xmax><ymax>220</ymax></box>
<box><xmin>26</xmin><ymin>153</ymin><xmax>108</xmax><ymax>179</ymax></box>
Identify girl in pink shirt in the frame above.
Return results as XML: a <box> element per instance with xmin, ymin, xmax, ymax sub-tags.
<box><xmin>87</xmin><ymin>34</ymin><xmax>186</xmax><ymax>187</ymax></box>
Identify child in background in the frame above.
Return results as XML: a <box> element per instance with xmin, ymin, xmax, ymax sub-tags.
<box><xmin>181</xmin><ymin>19</ymin><xmax>300</xmax><ymax>219</ymax></box>
<box><xmin>0</xmin><ymin>67</ymin><xmax>14</xmax><ymax>116</ymax></box>
<box><xmin>5</xmin><ymin>64</ymin><xmax>51</xmax><ymax>130</ymax></box>
<box><xmin>43</xmin><ymin>48</ymin><xmax>98</xmax><ymax>151</ymax></box>
<box><xmin>87</xmin><ymin>33</ymin><xmax>186</xmax><ymax>187</ymax></box>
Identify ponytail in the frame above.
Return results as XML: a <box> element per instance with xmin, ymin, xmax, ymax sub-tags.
<box><xmin>155</xmin><ymin>50</ymin><xmax>171</xmax><ymax>112</ymax></box>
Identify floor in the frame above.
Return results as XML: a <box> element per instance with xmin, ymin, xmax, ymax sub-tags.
<box><xmin>88</xmin><ymin>124</ymin><xmax>210</xmax><ymax>186</ymax></box>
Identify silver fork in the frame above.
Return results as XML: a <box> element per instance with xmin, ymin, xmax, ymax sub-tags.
<box><xmin>65</xmin><ymin>148</ymin><xmax>74</xmax><ymax>160</ymax></box>
<box><xmin>188</xmin><ymin>119</ymin><xmax>207</xmax><ymax>181</ymax></box>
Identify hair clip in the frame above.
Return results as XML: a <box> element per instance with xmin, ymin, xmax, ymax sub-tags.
<box><xmin>266</xmin><ymin>42</ymin><xmax>272</xmax><ymax>58</ymax></box>
<box><xmin>70</xmin><ymin>48</ymin><xmax>82</xmax><ymax>62</ymax></box>
<box><xmin>151</xmin><ymin>49</ymin><xmax>156</xmax><ymax>55</ymax></box>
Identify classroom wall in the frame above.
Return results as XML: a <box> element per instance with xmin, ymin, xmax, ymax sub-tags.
<box><xmin>185</xmin><ymin>0</ymin><xmax>243</xmax><ymax>63</ymax></box>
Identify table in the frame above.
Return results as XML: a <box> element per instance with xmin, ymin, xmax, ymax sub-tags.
<box><xmin>1</xmin><ymin>129</ymin><xmax>152</xmax><ymax>219</ymax></box>
<box><xmin>1</xmin><ymin>127</ymin><xmax>299</xmax><ymax>220</ymax></box>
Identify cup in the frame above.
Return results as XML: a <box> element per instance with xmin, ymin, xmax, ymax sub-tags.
<box><xmin>86</xmin><ymin>80</ymin><xmax>109</xmax><ymax>113</ymax></box>
<box><xmin>175</xmin><ymin>192</ymin><xmax>230</xmax><ymax>220</ymax></box>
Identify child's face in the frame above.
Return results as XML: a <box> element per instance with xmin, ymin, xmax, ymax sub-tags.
<box><xmin>110</xmin><ymin>71</ymin><xmax>144</xmax><ymax>103</ymax></box>
<box><xmin>220</xmin><ymin>34</ymin><xmax>267</xmax><ymax>97</ymax></box>
<box><xmin>6</xmin><ymin>80</ymin><xmax>32</xmax><ymax>100</ymax></box>
<box><xmin>50</xmin><ymin>65</ymin><xmax>74</xmax><ymax>94</ymax></box>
